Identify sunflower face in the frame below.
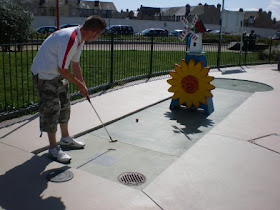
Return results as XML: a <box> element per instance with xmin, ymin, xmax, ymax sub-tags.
<box><xmin>167</xmin><ymin>59</ymin><xmax>215</xmax><ymax>108</ymax></box>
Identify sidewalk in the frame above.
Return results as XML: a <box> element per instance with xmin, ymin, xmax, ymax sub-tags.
<box><xmin>1</xmin><ymin>64</ymin><xmax>280</xmax><ymax>209</ymax></box>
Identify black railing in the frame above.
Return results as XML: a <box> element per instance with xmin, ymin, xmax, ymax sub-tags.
<box><xmin>0</xmin><ymin>33</ymin><xmax>278</xmax><ymax>121</ymax></box>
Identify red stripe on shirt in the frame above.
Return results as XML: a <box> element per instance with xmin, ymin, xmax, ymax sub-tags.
<box><xmin>62</xmin><ymin>30</ymin><xmax>77</xmax><ymax>69</ymax></box>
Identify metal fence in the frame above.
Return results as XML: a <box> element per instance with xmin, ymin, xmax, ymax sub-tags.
<box><xmin>0</xmin><ymin>33</ymin><xmax>277</xmax><ymax>121</ymax></box>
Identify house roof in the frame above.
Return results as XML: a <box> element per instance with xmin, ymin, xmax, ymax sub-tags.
<box><xmin>80</xmin><ymin>1</ymin><xmax>117</xmax><ymax>10</ymax></box>
<box><xmin>243</xmin><ymin>11</ymin><xmax>259</xmax><ymax>19</ymax></box>
<box><xmin>159</xmin><ymin>7</ymin><xmax>186</xmax><ymax>16</ymax></box>
<box><xmin>139</xmin><ymin>6</ymin><xmax>161</xmax><ymax>16</ymax></box>
<box><xmin>37</xmin><ymin>0</ymin><xmax>117</xmax><ymax>10</ymax></box>
<box><xmin>156</xmin><ymin>4</ymin><xmax>217</xmax><ymax>17</ymax></box>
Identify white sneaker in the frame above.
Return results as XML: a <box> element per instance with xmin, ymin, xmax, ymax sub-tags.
<box><xmin>49</xmin><ymin>146</ymin><xmax>71</xmax><ymax>163</ymax></box>
<box><xmin>59</xmin><ymin>136</ymin><xmax>85</xmax><ymax>149</ymax></box>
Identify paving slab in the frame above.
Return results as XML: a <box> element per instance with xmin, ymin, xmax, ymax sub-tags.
<box><xmin>0</xmin><ymin>143</ymin><xmax>159</xmax><ymax>210</ymax></box>
<box><xmin>143</xmin><ymin>133</ymin><xmax>280</xmax><ymax>210</ymax></box>
<box><xmin>91</xmin><ymin>88</ymin><xmax>252</xmax><ymax>156</ymax></box>
<box><xmin>39</xmin><ymin>135</ymin><xmax>178</xmax><ymax>190</ymax></box>
<box><xmin>0</xmin><ymin>79</ymin><xmax>172</xmax><ymax>153</ymax></box>
<box><xmin>210</xmin><ymin>91</ymin><xmax>280</xmax><ymax>141</ymax></box>
<box><xmin>252</xmin><ymin>134</ymin><xmax>280</xmax><ymax>153</ymax></box>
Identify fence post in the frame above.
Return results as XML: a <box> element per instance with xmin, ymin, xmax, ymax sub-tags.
<box><xmin>244</xmin><ymin>46</ymin><xmax>247</xmax><ymax>65</ymax></box>
<box><xmin>149</xmin><ymin>35</ymin><xmax>154</xmax><ymax>76</ymax></box>
<box><xmin>110</xmin><ymin>33</ymin><xmax>114</xmax><ymax>84</ymax></box>
<box><xmin>268</xmin><ymin>38</ymin><xmax>272</xmax><ymax>63</ymax></box>
<box><xmin>217</xmin><ymin>37</ymin><xmax>222</xmax><ymax>69</ymax></box>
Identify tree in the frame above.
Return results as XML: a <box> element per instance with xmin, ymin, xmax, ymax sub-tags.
<box><xmin>0</xmin><ymin>0</ymin><xmax>33</xmax><ymax>51</ymax></box>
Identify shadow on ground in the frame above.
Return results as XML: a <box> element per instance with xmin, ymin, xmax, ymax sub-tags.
<box><xmin>165</xmin><ymin>107</ymin><xmax>214</xmax><ymax>138</ymax></box>
<box><xmin>0</xmin><ymin>155</ymin><xmax>68</xmax><ymax>210</ymax></box>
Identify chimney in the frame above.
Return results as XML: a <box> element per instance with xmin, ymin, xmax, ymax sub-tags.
<box><xmin>217</xmin><ymin>4</ymin><xmax>221</xmax><ymax>11</ymax></box>
<box><xmin>39</xmin><ymin>0</ymin><xmax>45</xmax><ymax>6</ymax></box>
<box><xmin>94</xmin><ymin>1</ymin><xmax>100</xmax><ymax>7</ymax></box>
<box><xmin>185</xmin><ymin>4</ymin><xmax>190</xmax><ymax>16</ymax></box>
<box><xmin>268</xmin><ymin>11</ymin><xmax>272</xmax><ymax>17</ymax></box>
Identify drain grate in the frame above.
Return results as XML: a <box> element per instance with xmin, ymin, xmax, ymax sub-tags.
<box><xmin>118</xmin><ymin>172</ymin><xmax>146</xmax><ymax>186</ymax></box>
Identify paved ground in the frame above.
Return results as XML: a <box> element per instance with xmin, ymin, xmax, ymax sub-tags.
<box><xmin>0</xmin><ymin>64</ymin><xmax>280</xmax><ymax>209</ymax></box>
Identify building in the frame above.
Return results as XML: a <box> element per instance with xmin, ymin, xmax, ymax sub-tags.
<box><xmin>243</xmin><ymin>9</ymin><xmax>274</xmax><ymax>28</ymax></box>
<box><xmin>20</xmin><ymin>1</ymin><xmax>279</xmax><ymax>30</ymax></box>
<box><xmin>137</xmin><ymin>6</ymin><xmax>160</xmax><ymax>20</ymax></box>
<box><xmin>138</xmin><ymin>3</ymin><xmax>221</xmax><ymax>25</ymax></box>
<box><xmin>138</xmin><ymin>3</ymin><xmax>277</xmax><ymax>29</ymax></box>
<box><xmin>24</xmin><ymin>0</ymin><xmax>120</xmax><ymax>18</ymax></box>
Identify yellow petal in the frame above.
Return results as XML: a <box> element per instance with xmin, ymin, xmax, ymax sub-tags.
<box><xmin>194</xmin><ymin>61</ymin><xmax>203</xmax><ymax>71</ymax></box>
<box><xmin>204</xmin><ymin>91</ymin><xmax>213</xmax><ymax>98</ymax></box>
<box><xmin>185</xmin><ymin>100</ymin><xmax>193</xmax><ymax>108</ymax></box>
<box><xmin>179</xmin><ymin>96</ymin><xmax>185</xmax><ymax>105</ymax></box>
<box><xmin>174</xmin><ymin>64</ymin><xmax>181</xmax><ymax>73</ymax></box>
<box><xmin>188</xmin><ymin>59</ymin><xmax>195</xmax><ymax>69</ymax></box>
<box><xmin>193</xmin><ymin>100</ymin><xmax>200</xmax><ymax>108</ymax></box>
<box><xmin>167</xmin><ymin>78</ymin><xmax>179</xmax><ymax>86</ymax></box>
<box><xmin>198</xmin><ymin>96</ymin><xmax>207</xmax><ymax>104</ymax></box>
<box><xmin>200</xmin><ymin>76</ymin><xmax>214</xmax><ymax>83</ymax></box>
<box><xmin>200</xmin><ymin>67</ymin><xmax>210</xmax><ymax>76</ymax></box>
<box><xmin>169</xmin><ymin>72</ymin><xmax>180</xmax><ymax>80</ymax></box>
<box><xmin>168</xmin><ymin>86</ymin><xmax>179</xmax><ymax>93</ymax></box>
<box><xmin>181</xmin><ymin>59</ymin><xmax>188</xmax><ymax>71</ymax></box>
<box><xmin>172</xmin><ymin>91</ymin><xmax>181</xmax><ymax>99</ymax></box>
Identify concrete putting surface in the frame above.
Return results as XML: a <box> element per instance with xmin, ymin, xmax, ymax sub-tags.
<box><xmin>38</xmin><ymin>78</ymin><xmax>273</xmax><ymax>190</ymax></box>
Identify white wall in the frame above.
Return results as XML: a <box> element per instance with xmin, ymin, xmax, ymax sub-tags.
<box><xmin>222</xmin><ymin>10</ymin><xmax>243</xmax><ymax>34</ymax></box>
<box><xmin>32</xmin><ymin>16</ymin><xmax>189</xmax><ymax>32</ymax></box>
<box><xmin>32</xmin><ymin>16</ymin><xmax>277</xmax><ymax>37</ymax></box>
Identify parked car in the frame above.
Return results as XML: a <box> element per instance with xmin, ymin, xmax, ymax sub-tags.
<box><xmin>272</xmin><ymin>31</ymin><xmax>280</xmax><ymax>40</ymax></box>
<box><xmin>60</xmin><ymin>24</ymin><xmax>79</xmax><ymax>29</ymax></box>
<box><xmin>140</xmin><ymin>28</ymin><xmax>168</xmax><ymax>37</ymax></box>
<box><xmin>209</xmin><ymin>30</ymin><xmax>220</xmax><ymax>34</ymax></box>
<box><xmin>36</xmin><ymin>26</ymin><xmax>58</xmax><ymax>34</ymax></box>
<box><xmin>105</xmin><ymin>25</ymin><xmax>134</xmax><ymax>35</ymax></box>
<box><xmin>169</xmin><ymin>29</ymin><xmax>183</xmax><ymax>37</ymax></box>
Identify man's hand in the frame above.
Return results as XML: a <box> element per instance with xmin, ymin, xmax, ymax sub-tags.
<box><xmin>76</xmin><ymin>81</ymin><xmax>88</xmax><ymax>97</ymax></box>
<box><xmin>58</xmin><ymin>67</ymin><xmax>88</xmax><ymax>97</ymax></box>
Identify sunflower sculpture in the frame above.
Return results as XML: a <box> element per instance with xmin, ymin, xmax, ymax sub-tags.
<box><xmin>168</xmin><ymin>59</ymin><xmax>215</xmax><ymax>109</ymax></box>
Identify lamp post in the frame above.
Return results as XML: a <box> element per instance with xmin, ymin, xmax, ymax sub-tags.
<box><xmin>56</xmin><ymin>0</ymin><xmax>60</xmax><ymax>30</ymax></box>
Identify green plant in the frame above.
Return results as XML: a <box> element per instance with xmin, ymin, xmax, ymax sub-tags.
<box><xmin>258</xmin><ymin>46</ymin><xmax>280</xmax><ymax>61</ymax></box>
<box><xmin>0</xmin><ymin>0</ymin><xmax>33</xmax><ymax>50</ymax></box>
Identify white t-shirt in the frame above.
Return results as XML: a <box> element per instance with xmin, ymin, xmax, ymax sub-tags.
<box><xmin>31</xmin><ymin>26</ymin><xmax>84</xmax><ymax>80</ymax></box>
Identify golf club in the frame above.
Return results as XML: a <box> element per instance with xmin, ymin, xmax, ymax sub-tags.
<box><xmin>86</xmin><ymin>96</ymin><xmax>117</xmax><ymax>143</ymax></box>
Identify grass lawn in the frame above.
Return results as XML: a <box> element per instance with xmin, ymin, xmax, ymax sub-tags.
<box><xmin>0</xmin><ymin>49</ymin><xmax>269</xmax><ymax>113</ymax></box>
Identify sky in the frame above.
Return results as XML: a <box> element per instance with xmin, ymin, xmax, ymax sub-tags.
<box><xmin>97</xmin><ymin>0</ymin><xmax>280</xmax><ymax>20</ymax></box>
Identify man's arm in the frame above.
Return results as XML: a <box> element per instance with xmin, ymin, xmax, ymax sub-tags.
<box><xmin>70</xmin><ymin>61</ymin><xmax>85</xmax><ymax>84</ymax></box>
<box><xmin>58</xmin><ymin>66</ymin><xmax>88</xmax><ymax>97</ymax></box>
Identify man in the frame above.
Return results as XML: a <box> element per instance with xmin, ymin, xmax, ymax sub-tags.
<box><xmin>31</xmin><ymin>16</ymin><xmax>106</xmax><ymax>163</ymax></box>
<box><xmin>248</xmin><ymin>30</ymin><xmax>257</xmax><ymax>50</ymax></box>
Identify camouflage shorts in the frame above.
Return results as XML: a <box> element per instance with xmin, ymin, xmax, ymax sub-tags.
<box><xmin>33</xmin><ymin>74</ymin><xmax>70</xmax><ymax>133</ymax></box>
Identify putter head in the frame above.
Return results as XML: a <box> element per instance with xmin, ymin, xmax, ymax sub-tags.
<box><xmin>109</xmin><ymin>139</ymin><xmax>118</xmax><ymax>143</ymax></box>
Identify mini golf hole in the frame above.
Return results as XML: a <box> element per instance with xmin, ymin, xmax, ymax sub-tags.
<box><xmin>46</xmin><ymin>169</ymin><xmax>74</xmax><ymax>183</ymax></box>
<box><xmin>118</xmin><ymin>172</ymin><xmax>146</xmax><ymax>186</ymax></box>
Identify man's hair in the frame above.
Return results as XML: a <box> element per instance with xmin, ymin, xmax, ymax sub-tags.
<box><xmin>83</xmin><ymin>15</ymin><xmax>107</xmax><ymax>31</ymax></box>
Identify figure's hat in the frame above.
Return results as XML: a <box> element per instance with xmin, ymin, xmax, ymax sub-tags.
<box><xmin>194</xmin><ymin>20</ymin><xmax>206</xmax><ymax>33</ymax></box>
